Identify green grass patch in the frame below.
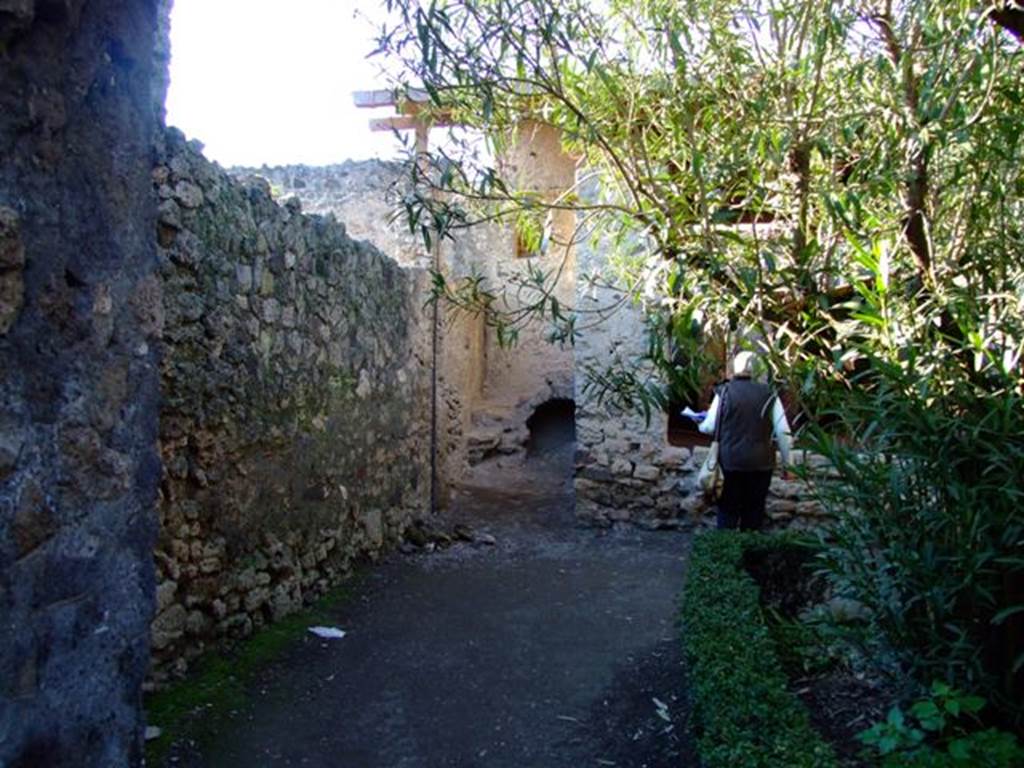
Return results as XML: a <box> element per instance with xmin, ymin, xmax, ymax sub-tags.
<box><xmin>681</xmin><ymin>531</ymin><xmax>838</xmax><ymax>768</ymax></box>
<box><xmin>145</xmin><ymin>577</ymin><xmax>361</xmax><ymax>765</ymax></box>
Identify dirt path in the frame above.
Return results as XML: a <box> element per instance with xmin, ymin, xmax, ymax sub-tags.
<box><xmin>168</xmin><ymin>449</ymin><xmax>695</xmax><ymax>767</ymax></box>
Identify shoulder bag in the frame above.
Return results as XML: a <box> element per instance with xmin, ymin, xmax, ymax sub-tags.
<box><xmin>697</xmin><ymin>386</ymin><xmax>725</xmax><ymax>501</ymax></box>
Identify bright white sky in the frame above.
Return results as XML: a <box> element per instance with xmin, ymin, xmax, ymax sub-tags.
<box><xmin>165</xmin><ymin>0</ymin><xmax>404</xmax><ymax>167</ymax></box>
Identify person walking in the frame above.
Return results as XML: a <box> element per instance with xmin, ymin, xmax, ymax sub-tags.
<box><xmin>698</xmin><ymin>351</ymin><xmax>792</xmax><ymax>531</ymax></box>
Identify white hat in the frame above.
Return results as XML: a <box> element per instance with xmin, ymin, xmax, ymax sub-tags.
<box><xmin>733</xmin><ymin>351</ymin><xmax>758</xmax><ymax>378</ymax></box>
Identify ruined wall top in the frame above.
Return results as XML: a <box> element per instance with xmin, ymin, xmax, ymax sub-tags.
<box><xmin>229</xmin><ymin>160</ymin><xmax>432</xmax><ymax>269</ymax></box>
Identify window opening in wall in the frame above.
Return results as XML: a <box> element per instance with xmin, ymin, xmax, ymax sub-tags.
<box><xmin>515</xmin><ymin>231</ymin><xmax>539</xmax><ymax>259</ymax></box>
<box><xmin>514</xmin><ymin>212</ymin><xmax>552</xmax><ymax>259</ymax></box>
<box><xmin>663</xmin><ymin>331</ymin><xmax>728</xmax><ymax>448</ymax></box>
<box><xmin>665</xmin><ymin>365</ymin><xmax>720</xmax><ymax>449</ymax></box>
<box><xmin>525</xmin><ymin>398</ymin><xmax>576</xmax><ymax>456</ymax></box>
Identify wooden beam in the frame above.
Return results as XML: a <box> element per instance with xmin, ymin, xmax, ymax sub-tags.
<box><xmin>368</xmin><ymin>115</ymin><xmax>454</xmax><ymax>132</ymax></box>
<box><xmin>369</xmin><ymin>116</ymin><xmax>423</xmax><ymax>133</ymax></box>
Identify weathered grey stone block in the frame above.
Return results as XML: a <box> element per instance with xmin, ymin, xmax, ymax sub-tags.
<box><xmin>633</xmin><ymin>463</ymin><xmax>661</xmax><ymax>482</ymax></box>
<box><xmin>610</xmin><ymin>458</ymin><xmax>633</xmax><ymax>477</ymax></box>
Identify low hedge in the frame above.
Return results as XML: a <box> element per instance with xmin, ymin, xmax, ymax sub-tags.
<box><xmin>681</xmin><ymin>532</ymin><xmax>838</xmax><ymax>768</ymax></box>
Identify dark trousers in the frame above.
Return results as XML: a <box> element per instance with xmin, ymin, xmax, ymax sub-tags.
<box><xmin>716</xmin><ymin>469</ymin><xmax>773</xmax><ymax>531</ymax></box>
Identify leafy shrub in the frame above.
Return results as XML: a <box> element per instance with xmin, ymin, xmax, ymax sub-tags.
<box><xmin>857</xmin><ymin>681</ymin><xmax>1024</xmax><ymax>767</ymax></box>
<box><xmin>681</xmin><ymin>532</ymin><xmax>837</xmax><ymax>768</ymax></box>
<box><xmin>805</xmin><ymin>345</ymin><xmax>1024</xmax><ymax>726</ymax></box>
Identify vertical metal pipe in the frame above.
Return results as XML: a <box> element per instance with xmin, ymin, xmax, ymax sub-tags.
<box><xmin>430</xmin><ymin>238</ymin><xmax>440</xmax><ymax>515</ymax></box>
<box><xmin>416</xmin><ymin>122</ymin><xmax>440</xmax><ymax>516</ymax></box>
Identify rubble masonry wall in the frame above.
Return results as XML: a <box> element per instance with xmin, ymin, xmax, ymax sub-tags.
<box><xmin>234</xmin><ymin>157</ymin><xmax>577</xmax><ymax>496</ymax></box>
<box><xmin>150</xmin><ymin>130</ymin><xmax>432</xmax><ymax>682</ymax></box>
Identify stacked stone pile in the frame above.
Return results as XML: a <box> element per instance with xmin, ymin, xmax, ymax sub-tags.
<box><xmin>149</xmin><ymin>129</ymin><xmax>431</xmax><ymax>684</ymax></box>
<box><xmin>575</xmin><ymin>423</ymin><xmax>830</xmax><ymax>529</ymax></box>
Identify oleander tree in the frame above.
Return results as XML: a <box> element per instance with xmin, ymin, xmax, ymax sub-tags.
<box><xmin>374</xmin><ymin>0</ymin><xmax>1024</xmax><ymax>723</ymax></box>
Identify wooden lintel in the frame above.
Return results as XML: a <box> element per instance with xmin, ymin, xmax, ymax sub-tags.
<box><xmin>369</xmin><ymin>115</ymin><xmax>453</xmax><ymax>132</ymax></box>
<box><xmin>369</xmin><ymin>116</ymin><xmax>423</xmax><ymax>132</ymax></box>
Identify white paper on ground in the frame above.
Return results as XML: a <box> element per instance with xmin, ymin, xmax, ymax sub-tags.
<box><xmin>308</xmin><ymin>626</ymin><xmax>347</xmax><ymax>640</ymax></box>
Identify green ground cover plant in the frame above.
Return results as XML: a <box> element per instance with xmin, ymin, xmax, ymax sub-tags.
<box><xmin>681</xmin><ymin>531</ymin><xmax>838</xmax><ymax>768</ymax></box>
<box><xmin>857</xmin><ymin>681</ymin><xmax>1024</xmax><ymax>766</ymax></box>
<box><xmin>684</xmin><ymin>531</ymin><xmax>1023</xmax><ymax>766</ymax></box>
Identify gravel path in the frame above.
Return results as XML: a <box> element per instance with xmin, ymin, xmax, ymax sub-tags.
<box><xmin>166</xmin><ymin>448</ymin><xmax>696</xmax><ymax>767</ymax></box>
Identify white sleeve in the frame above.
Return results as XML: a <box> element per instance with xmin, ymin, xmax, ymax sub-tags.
<box><xmin>699</xmin><ymin>394</ymin><xmax>720</xmax><ymax>435</ymax></box>
<box><xmin>772</xmin><ymin>397</ymin><xmax>792</xmax><ymax>466</ymax></box>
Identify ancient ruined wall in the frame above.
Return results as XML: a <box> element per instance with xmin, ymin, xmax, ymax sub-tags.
<box><xmin>572</xmin><ymin>226</ymin><xmax>684</xmax><ymax>527</ymax></box>
<box><xmin>435</xmin><ymin>309</ymin><xmax>485</xmax><ymax>493</ymax></box>
<box><xmin>440</xmin><ymin>122</ymin><xmax>578</xmax><ymax>480</ymax></box>
<box><xmin>236</xmin><ymin>144</ymin><xmax>578</xmax><ymax>495</ymax></box>
<box><xmin>236</xmin><ymin>161</ymin><xmax>430</xmax><ymax>268</ymax></box>
<box><xmin>0</xmin><ymin>1</ymin><xmax>166</xmax><ymax>764</ymax></box>
<box><xmin>229</xmin><ymin>161</ymin><xmax>481</xmax><ymax>497</ymax></box>
<box><xmin>443</xmin><ymin>221</ymin><xmax>576</xmax><ymax>472</ymax></box>
<box><xmin>150</xmin><ymin>130</ymin><xmax>431</xmax><ymax>681</ymax></box>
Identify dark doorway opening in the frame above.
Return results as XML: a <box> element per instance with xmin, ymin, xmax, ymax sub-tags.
<box><xmin>666</xmin><ymin>398</ymin><xmax>712</xmax><ymax>448</ymax></box>
<box><xmin>526</xmin><ymin>398</ymin><xmax>576</xmax><ymax>457</ymax></box>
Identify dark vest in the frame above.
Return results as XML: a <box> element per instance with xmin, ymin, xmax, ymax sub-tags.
<box><xmin>717</xmin><ymin>378</ymin><xmax>775</xmax><ymax>471</ymax></box>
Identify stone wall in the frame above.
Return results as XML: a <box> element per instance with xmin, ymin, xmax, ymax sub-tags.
<box><xmin>229</xmin><ymin>161</ymin><xmax>482</xmax><ymax>497</ymax></box>
<box><xmin>234</xmin><ymin>142</ymin><xmax>579</xmax><ymax>498</ymax></box>
<box><xmin>444</xmin><ymin>220</ymin><xmax>576</xmax><ymax>479</ymax></box>
<box><xmin>0</xmin><ymin>1</ymin><xmax>166</xmax><ymax>764</ymax></box>
<box><xmin>150</xmin><ymin>129</ymin><xmax>431</xmax><ymax>681</ymax></box>
<box><xmin>454</xmin><ymin>121</ymin><xmax>577</xmax><ymax>480</ymax></box>
<box><xmin>234</xmin><ymin>160</ymin><xmax>431</xmax><ymax>269</ymax></box>
<box><xmin>572</xmin><ymin>222</ymin><xmax>684</xmax><ymax>527</ymax></box>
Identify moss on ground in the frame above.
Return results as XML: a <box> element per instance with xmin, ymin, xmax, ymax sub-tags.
<box><xmin>144</xmin><ymin>577</ymin><xmax>361</xmax><ymax>765</ymax></box>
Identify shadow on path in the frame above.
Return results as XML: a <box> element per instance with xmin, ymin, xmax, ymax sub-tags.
<box><xmin>169</xmin><ymin>447</ymin><xmax>696</xmax><ymax>767</ymax></box>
